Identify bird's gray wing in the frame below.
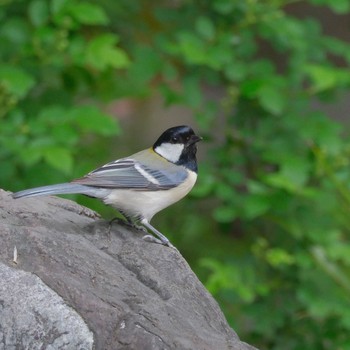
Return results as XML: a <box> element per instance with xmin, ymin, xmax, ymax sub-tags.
<box><xmin>71</xmin><ymin>158</ymin><xmax>188</xmax><ymax>191</ymax></box>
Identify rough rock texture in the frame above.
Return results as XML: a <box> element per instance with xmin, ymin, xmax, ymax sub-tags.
<box><xmin>0</xmin><ymin>189</ymin><xmax>258</xmax><ymax>350</ymax></box>
<box><xmin>0</xmin><ymin>263</ymin><xmax>94</xmax><ymax>350</ymax></box>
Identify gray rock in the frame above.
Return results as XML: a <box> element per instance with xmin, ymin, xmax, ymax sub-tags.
<box><xmin>0</xmin><ymin>189</ymin><xmax>258</xmax><ymax>350</ymax></box>
<box><xmin>0</xmin><ymin>263</ymin><xmax>93</xmax><ymax>350</ymax></box>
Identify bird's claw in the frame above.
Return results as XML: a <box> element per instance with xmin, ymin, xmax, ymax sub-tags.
<box><xmin>142</xmin><ymin>234</ymin><xmax>174</xmax><ymax>248</ymax></box>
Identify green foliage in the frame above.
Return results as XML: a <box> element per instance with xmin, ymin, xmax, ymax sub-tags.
<box><xmin>0</xmin><ymin>0</ymin><xmax>122</xmax><ymax>190</ymax></box>
<box><xmin>2</xmin><ymin>0</ymin><xmax>350</xmax><ymax>349</ymax></box>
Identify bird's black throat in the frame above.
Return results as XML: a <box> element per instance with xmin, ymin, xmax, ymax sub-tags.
<box><xmin>176</xmin><ymin>144</ymin><xmax>198</xmax><ymax>172</ymax></box>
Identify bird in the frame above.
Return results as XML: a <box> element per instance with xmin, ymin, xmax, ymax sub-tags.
<box><xmin>13</xmin><ymin>125</ymin><xmax>202</xmax><ymax>246</ymax></box>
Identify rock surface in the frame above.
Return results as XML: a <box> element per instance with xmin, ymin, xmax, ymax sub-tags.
<box><xmin>0</xmin><ymin>189</ymin><xmax>258</xmax><ymax>350</ymax></box>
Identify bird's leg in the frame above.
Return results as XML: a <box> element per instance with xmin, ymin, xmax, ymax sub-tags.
<box><xmin>109</xmin><ymin>215</ymin><xmax>174</xmax><ymax>248</ymax></box>
<box><xmin>140</xmin><ymin>219</ymin><xmax>173</xmax><ymax>247</ymax></box>
<box><xmin>108</xmin><ymin>216</ymin><xmax>132</xmax><ymax>239</ymax></box>
<box><xmin>108</xmin><ymin>217</ymin><xmax>126</xmax><ymax>226</ymax></box>
<box><xmin>107</xmin><ymin>217</ymin><xmax>124</xmax><ymax>239</ymax></box>
<box><xmin>109</xmin><ymin>214</ymin><xmax>149</xmax><ymax>235</ymax></box>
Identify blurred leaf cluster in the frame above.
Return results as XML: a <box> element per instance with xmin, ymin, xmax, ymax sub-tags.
<box><xmin>0</xmin><ymin>0</ymin><xmax>124</xmax><ymax>191</ymax></box>
<box><xmin>2</xmin><ymin>0</ymin><xmax>350</xmax><ymax>349</ymax></box>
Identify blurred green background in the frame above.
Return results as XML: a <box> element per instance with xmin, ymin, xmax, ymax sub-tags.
<box><xmin>2</xmin><ymin>0</ymin><xmax>350</xmax><ymax>349</ymax></box>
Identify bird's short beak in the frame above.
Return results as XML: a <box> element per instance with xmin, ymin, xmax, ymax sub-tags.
<box><xmin>188</xmin><ymin>135</ymin><xmax>203</xmax><ymax>146</ymax></box>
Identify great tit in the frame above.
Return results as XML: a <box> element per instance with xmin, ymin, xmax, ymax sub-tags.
<box><xmin>13</xmin><ymin>125</ymin><xmax>202</xmax><ymax>246</ymax></box>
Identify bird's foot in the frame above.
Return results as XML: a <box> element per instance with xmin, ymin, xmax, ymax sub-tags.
<box><xmin>109</xmin><ymin>217</ymin><xmax>146</xmax><ymax>232</ymax></box>
<box><xmin>142</xmin><ymin>234</ymin><xmax>175</xmax><ymax>248</ymax></box>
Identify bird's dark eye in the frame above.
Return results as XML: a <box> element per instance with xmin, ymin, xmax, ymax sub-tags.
<box><xmin>172</xmin><ymin>137</ymin><xmax>178</xmax><ymax>143</ymax></box>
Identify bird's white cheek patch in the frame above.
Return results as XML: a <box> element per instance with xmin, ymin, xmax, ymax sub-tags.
<box><xmin>154</xmin><ymin>143</ymin><xmax>184</xmax><ymax>163</ymax></box>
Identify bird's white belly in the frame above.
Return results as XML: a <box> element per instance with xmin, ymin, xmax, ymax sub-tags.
<box><xmin>103</xmin><ymin>171</ymin><xmax>197</xmax><ymax>221</ymax></box>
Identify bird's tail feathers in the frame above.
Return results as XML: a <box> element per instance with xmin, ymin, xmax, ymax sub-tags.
<box><xmin>12</xmin><ymin>183</ymin><xmax>97</xmax><ymax>199</ymax></box>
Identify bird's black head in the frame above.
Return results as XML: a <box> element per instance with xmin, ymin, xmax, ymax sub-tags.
<box><xmin>153</xmin><ymin>125</ymin><xmax>202</xmax><ymax>172</ymax></box>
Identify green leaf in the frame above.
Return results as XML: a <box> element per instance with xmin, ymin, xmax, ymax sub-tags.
<box><xmin>52</xmin><ymin>124</ymin><xmax>79</xmax><ymax>145</ymax></box>
<box><xmin>304</xmin><ymin>64</ymin><xmax>337</xmax><ymax>92</ymax></box>
<box><xmin>331</xmin><ymin>0</ymin><xmax>350</xmax><ymax>13</ymax></box>
<box><xmin>183</xmin><ymin>76</ymin><xmax>203</xmax><ymax>108</ymax></box>
<box><xmin>310</xmin><ymin>0</ymin><xmax>350</xmax><ymax>14</ymax></box>
<box><xmin>257</xmin><ymin>84</ymin><xmax>286</xmax><ymax>115</ymax></box>
<box><xmin>300</xmin><ymin>112</ymin><xmax>342</xmax><ymax>154</ymax></box>
<box><xmin>243</xmin><ymin>194</ymin><xmax>270</xmax><ymax>219</ymax></box>
<box><xmin>43</xmin><ymin>146</ymin><xmax>73</xmax><ymax>174</ymax></box>
<box><xmin>240</xmin><ymin>76</ymin><xmax>287</xmax><ymax>114</ymax></box>
<box><xmin>201</xmin><ymin>258</ymin><xmax>258</xmax><ymax>302</ymax></box>
<box><xmin>212</xmin><ymin>0</ymin><xmax>235</xmax><ymax>14</ymax></box>
<box><xmin>20</xmin><ymin>146</ymin><xmax>45</xmax><ymax>166</ymax></box>
<box><xmin>28</xmin><ymin>0</ymin><xmax>49</xmax><ymax>26</ymax></box>
<box><xmin>265</xmin><ymin>248</ymin><xmax>295</xmax><ymax>267</ymax></box>
<box><xmin>85</xmin><ymin>34</ymin><xmax>130</xmax><ymax>70</ymax></box>
<box><xmin>224</xmin><ymin>61</ymin><xmax>247</xmax><ymax>81</ymax></box>
<box><xmin>304</xmin><ymin>64</ymin><xmax>350</xmax><ymax>93</ymax></box>
<box><xmin>68</xmin><ymin>106</ymin><xmax>119</xmax><ymax>136</ymax></box>
<box><xmin>298</xmin><ymin>247</ymin><xmax>350</xmax><ymax>327</ymax></box>
<box><xmin>0</xmin><ymin>65</ymin><xmax>35</xmax><ymax>98</ymax></box>
<box><xmin>191</xmin><ymin>167</ymin><xmax>216</xmax><ymax>197</ymax></box>
<box><xmin>311</xmin><ymin>246</ymin><xmax>350</xmax><ymax>294</ymax></box>
<box><xmin>175</xmin><ymin>32</ymin><xmax>208</xmax><ymax>65</ymax></box>
<box><xmin>213</xmin><ymin>205</ymin><xmax>238</xmax><ymax>223</ymax></box>
<box><xmin>51</xmin><ymin>0</ymin><xmax>68</xmax><ymax>14</ymax></box>
<box><xmin>68</xmin><ymin>2</ymin><xmax>109</xmax><ymax>25</ymax></box>
<box><xmin>127</xmin><ymin>46</ymin><xmax>162</xmax><ymax>85</ymax></box>
<box><xmin>263</xmin><ymin>154</ymin><xmax>311</xmax><ymax>192</ymax></box>
<box><xmin>1</xmin><ymin>18</ymin><xmax>30</xmax><ymax>44</ymax></box>
<box><xmin>240</xmin><ymin>79</ymin><xmax>264</xmax><ymax>98</ymax></box>
<box><xmin>195</xmin><ymin>16</ymin><xmax>215</xmax><ymax>41</ymax></box>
